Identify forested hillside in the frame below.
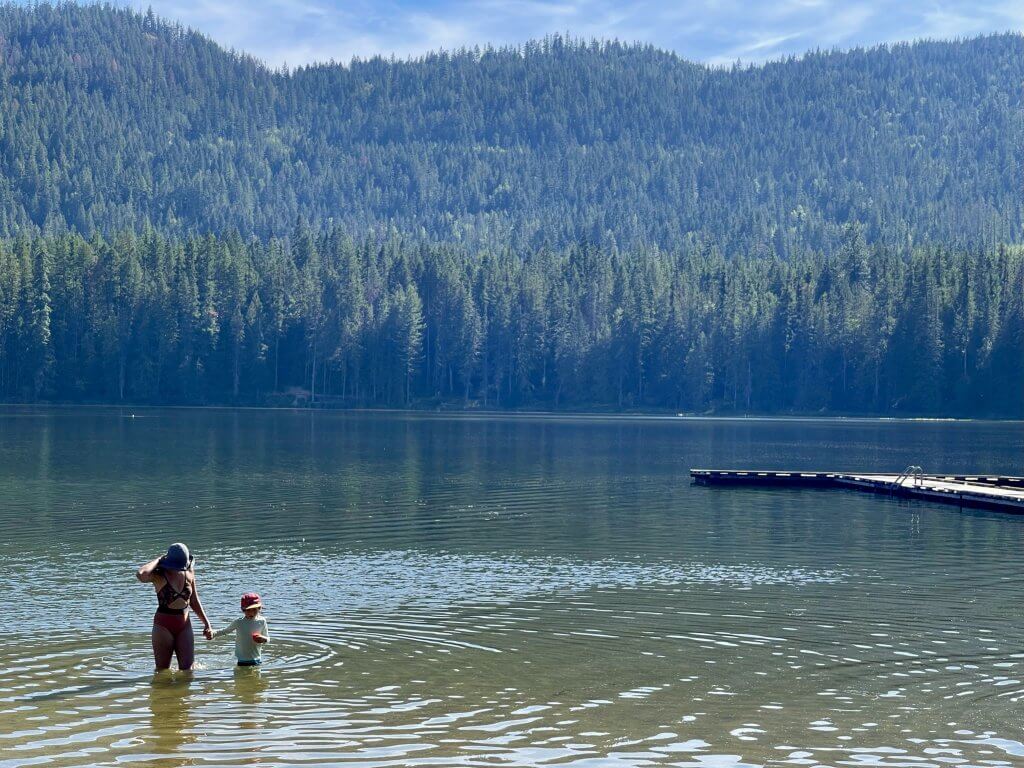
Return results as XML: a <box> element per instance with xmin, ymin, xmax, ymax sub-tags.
<box><xmin>0</xmin><ymin>4</ymin><xmax>1021</xmax><ymax>415</ymax></box>
<box><xmin>1</xmin><ymin>227</ymin><xmax>1022</xmax><ymax>416</ymax></box>
<box><xmin>0</xmin><ymin>3</ymin><xmax>1022</xmax><ymax>253</ymax></box>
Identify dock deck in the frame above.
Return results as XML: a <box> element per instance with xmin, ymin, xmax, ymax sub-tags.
<box><xmin>690</xmin><ymin>469</ymin><xmax>1024</xmax><ymax>513</ymax></box>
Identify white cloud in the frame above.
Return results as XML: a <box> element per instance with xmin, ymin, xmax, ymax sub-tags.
<box><xmin>106</xmin><ymin>0</ymin><xmax>1024</xmax><ymax>67</ymax></box>
<box><xmin>816</xmin><ymin>4</ymin><xmax>875</xmax><ymax>45</ymax></box>
<box><xmin>916</xmin><ymin>7</ymin><xmax>995</xmax><ymax>39</ymax></box>
<box><xmin>741</xmin><ymin>31</ymin><xmax>804</xmax><ymax>53</ymax></box>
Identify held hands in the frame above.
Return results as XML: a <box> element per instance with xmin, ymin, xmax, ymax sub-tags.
<box><xmin>203</xmin><ymin>625</ymin><xmax>214</xmax><ymax>640</ymax></box>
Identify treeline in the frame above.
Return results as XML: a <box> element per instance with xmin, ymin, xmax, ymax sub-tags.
<box><xmin>0</xmin><ymin>4</ymin><xmax>1022</xmax><ymax>253</ymax></box>
<box><xmin>1</xmin><ymin>227</ymin><xmax>1021</xmax><ymax>416</ymax></box>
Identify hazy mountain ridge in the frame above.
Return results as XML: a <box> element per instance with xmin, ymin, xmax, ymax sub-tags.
<box><xmin>0</xmin><ymin>3</ymin><xmax>1022</xmax><ymax>253</ymax></box>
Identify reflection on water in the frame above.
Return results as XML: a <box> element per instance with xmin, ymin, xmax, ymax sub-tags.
<box><xmin>148</xmin><ymin>674</ymin><xmax>194</xmax><ymax>757</ymax></box>
<box><xmin>231</xmin><ymin>666</ymin><xmax>269</xmax><ymax>707</ymax></box>
<box><xmin>1</xmin><ymin>407</ymin><xmax>1024</xmax><ymax>767</ymax></box>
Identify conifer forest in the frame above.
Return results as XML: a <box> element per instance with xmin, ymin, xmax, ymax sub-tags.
<box><xmin>0</xmin><ymin>4</ymin><xmax>1021</xmax><ymax>415</ymax></box>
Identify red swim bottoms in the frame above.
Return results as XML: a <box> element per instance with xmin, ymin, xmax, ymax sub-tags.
<box><xmin>153</xmin><ymin>611</ymin><xmax>191</xmax><ymax>636</ymax></box>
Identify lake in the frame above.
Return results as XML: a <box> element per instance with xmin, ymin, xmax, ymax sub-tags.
<box><xmin>2</xmin><ymin>407</ymin><xmax>1024</xmax><ymax>767</ymax></box>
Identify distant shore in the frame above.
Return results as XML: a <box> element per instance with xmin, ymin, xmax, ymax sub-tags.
<box><xmin>0</xmin><ymin>399</ymin><xmax>1016</xmax><ymax>423</ymax></box>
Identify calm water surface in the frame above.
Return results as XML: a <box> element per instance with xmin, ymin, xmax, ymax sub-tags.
<box><xmin>2</xmin><ymin>407</ymin><xmax>1024</xmax><ymax>767</ymax></box>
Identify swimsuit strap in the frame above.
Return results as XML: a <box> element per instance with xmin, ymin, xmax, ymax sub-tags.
<box><xmin>158</xmin><ymin>572</ymin><xmax>193</xmax><ymax>607</ymax></box>
<box><xmin>171</xmin><ymin>573</ymin><xmax>193</xmax><ymax>601</ymax></box>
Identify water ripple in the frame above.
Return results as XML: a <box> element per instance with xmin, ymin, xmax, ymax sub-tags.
<box><xmin>2</xmin><ymin>408</ymin><xmax>1023</xmax><ymax>766</ymax></box>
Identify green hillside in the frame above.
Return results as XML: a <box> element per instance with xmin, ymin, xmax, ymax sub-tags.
<box><xmin>0</xmin><ymin>3</ymin><xmax>1022</xmax><ymax>252</ymax></box>
<box><xmin>0</xmin><ymin>5</ymin><xmax>1021</xmax><ymax>416</ymax></box>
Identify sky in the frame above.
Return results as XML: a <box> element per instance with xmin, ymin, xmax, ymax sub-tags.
<box><xmin>112</xmin><ymin>0</ymin><xmax>1024</xmax><ymax>68</ymax></box>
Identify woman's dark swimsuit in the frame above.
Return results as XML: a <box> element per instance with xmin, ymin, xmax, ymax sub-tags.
<box><xmin>153</xmin><ymin>572</ymin><xmax>195</xmax><ymax>669</ymax></box>
<box><xmin>157</xmin><ymin>573</ymin><xmax>193</xmax><ymax>614</ymax></box>
<box><xmin>155</xmin><ymin>573</ymin><xmax>193</xmax><ymax>631</ymax></box>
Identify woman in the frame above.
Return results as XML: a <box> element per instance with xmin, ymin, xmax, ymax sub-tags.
<box><xmin>136</xmin><ymin>543</ymin><xmax>213</xmax><ymax>671</ymax></box>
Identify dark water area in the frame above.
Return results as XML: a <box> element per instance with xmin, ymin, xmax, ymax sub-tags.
<box><xmin>2</xmin><ymin>407</ymin><xmax>1024</xmax><ymax>767</ymax></box>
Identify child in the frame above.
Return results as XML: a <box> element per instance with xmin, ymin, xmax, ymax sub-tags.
<box><xmin>210</xmin><ymin>592</ymin><xmax>270</xmax><ymax>666</ymax></box>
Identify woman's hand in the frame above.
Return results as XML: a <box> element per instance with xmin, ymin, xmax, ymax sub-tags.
<box><xmin>203</xmin><ymin>625</ymin><xmax>214</xmax><ymax>640</ymax></box>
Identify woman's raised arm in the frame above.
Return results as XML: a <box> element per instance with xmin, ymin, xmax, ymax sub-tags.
<box><xmin>136</xmin><ymin>557</ymin><xmax>162</xmax><ymax>583</ymax></box>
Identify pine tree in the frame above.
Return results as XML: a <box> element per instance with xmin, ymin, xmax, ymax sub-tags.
<box><xmin>28</xmin><ymin>238</ymin><xmax>54</xmax><ymax>398</ymax></box>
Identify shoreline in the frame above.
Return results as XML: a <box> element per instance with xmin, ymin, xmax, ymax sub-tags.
<box><xmin>0</xmin><ymin>401</ymin><xmax>1020</xmax><ymax>425</ymax></box>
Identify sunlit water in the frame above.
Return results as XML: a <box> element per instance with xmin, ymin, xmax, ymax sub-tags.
<box><xmin>3</xmin><ymin>407</ymin><xmax>1024</xmax><ymax>767</ymax></box>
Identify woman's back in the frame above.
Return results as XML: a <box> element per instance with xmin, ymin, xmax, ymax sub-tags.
<box><xmin>155</xmin><ymin>570</ymin><xmax>193</xmax><ymax>612</ymax></box>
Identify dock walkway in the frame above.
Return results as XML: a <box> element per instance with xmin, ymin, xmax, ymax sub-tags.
<box><xmin>690</xmin><ymin>469</ymin><xmax>1024</xmax><ymax>513</ymax></box>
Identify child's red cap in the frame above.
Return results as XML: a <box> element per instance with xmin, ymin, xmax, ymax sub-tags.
<box><xmin>241</xmin><ymin>592</ymin><xmax>262</xmax><ymax>611</ymax></box>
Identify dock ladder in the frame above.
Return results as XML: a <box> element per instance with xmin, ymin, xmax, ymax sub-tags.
<box><xmin>892</xmin><ymin>465</ymin><xmax>924</xmax><ymax>491</ymax></box>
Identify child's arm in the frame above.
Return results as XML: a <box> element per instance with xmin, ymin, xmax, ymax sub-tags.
<box><xmin>254</xmin><ymin>618</ymin><xmax>270</xmax><ymax>644</ymax></box>
<box><xmin>208</xmin><ymin>617</ymin><xmax>239</xmax><ymax>640</ymax></box>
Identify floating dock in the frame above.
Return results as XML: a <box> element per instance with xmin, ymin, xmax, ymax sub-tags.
<box><xmin>690</xmin><ymin>468</ymin><xmax>1024</xmax><ymax>513</ymax></box>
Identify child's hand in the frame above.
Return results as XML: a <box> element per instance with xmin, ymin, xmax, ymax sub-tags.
<box><xmin>253</xmin><ymin>634</ymin><xmax>267</xmax><ymax>644</ymax></box>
